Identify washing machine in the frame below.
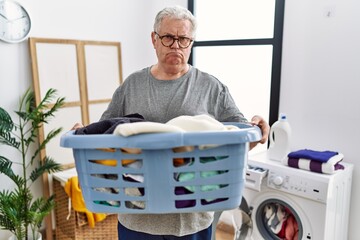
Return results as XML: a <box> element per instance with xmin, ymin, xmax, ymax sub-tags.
<box><xmin>243</xmin><ymin>151</ymin><xmax>353</xmax><ymax>240</ymax></box>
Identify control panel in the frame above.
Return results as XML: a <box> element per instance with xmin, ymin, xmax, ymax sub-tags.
<box><xmin>267</xmin><ymin>170</ymin><xmax>329</xmax><ymax>203</ymax></box>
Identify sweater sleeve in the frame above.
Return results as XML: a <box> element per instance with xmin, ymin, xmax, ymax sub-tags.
<box><xmin>100</xmin><ymin>85</ymin><xmax>124</xmax><ymax>121</ymax></box>
<box><xmin>215</xmin><ymin>85</ymin><xmax>248</xmax><ymax>123</ymax></box>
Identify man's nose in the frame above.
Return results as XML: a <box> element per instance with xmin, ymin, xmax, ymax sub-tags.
<box><xmin>170</xmin><ymin>39</ymin><xmax>181</xmax><ymax>49</ymax></box>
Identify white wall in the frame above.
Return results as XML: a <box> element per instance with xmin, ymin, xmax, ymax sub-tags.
<box><xmin>0</xmin><ymin>0</ymin><xmax>186</xmax><ymax>238</ymax></box>
<box><xmin>281</xmin><ymin>0</ymin><xmax>360</xmax><ymax>239</ymax></box>
<box><xmin>1</xmin><ymin>0</ymin><xmax>359</xmax><ymax>239</ymax></box>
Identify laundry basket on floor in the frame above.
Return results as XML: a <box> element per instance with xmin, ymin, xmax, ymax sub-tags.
<box><xmin>60</xmin><ymin>122</ymin><xmax>261</xmax><ymax>214</ymax></box>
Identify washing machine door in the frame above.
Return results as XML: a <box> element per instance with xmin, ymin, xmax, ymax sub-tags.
<box><xmin>250</xmin><ymin>193</ymin><xmax>313</xmax><ymax>240</ymax></box>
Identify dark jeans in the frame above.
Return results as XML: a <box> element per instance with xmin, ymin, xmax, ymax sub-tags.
<box><xmin>117</xmin><ymin>221</ymin><xmax>212</xmax><ymax>240</ymax></box>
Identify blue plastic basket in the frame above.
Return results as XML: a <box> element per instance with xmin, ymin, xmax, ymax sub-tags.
<box><xmin>60</xmin><ymin>123</ymin><xmax>261</xmax><ymax>214</ymax></box>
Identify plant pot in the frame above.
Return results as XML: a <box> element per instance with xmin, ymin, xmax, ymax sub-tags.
<box><xmin>8</xmin><ymin>232</ymin><xmax>42</xmax><ymax>240</ymax></box>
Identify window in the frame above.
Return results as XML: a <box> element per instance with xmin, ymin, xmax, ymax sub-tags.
<box><xmin>189</xmin><ymin>0</ymin><xmax>285</xmax><ymax>141</ymax></box>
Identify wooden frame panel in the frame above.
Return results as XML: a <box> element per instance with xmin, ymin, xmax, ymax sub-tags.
<box><xmin>29</xmin><ymin>37</ymin><xmax>122</xmax><ymax>240</ymax></box>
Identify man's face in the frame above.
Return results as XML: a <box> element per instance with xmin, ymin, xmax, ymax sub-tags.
<box><xmin>152</xmin><ymin>17</ymin><xmax>194</xmax><ymax>68</ymax></box>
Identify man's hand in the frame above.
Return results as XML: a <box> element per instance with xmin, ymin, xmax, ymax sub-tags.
<box><xmin>71</xmin><ymin>123</ymin><xmax>84</xmax><ymax>130</ymax></box>
<box><xmin>249</xmin><ymin>115</ymin><xmax>270</xmax><ymax>150</ymax></box>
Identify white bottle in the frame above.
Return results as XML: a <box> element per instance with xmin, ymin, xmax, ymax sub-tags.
<box><xmin>268</xmin><ymin>113</ymin><xmax>291</xmax><ymax>162</ymax></box>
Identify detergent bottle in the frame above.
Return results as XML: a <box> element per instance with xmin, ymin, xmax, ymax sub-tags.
<box><xmin>268</xmin><ymin>113</ymin><xmax>291</xmax><ymax>162</ymax></box>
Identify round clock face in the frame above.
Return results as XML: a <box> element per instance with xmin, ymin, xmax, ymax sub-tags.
<box><xmin>0</xmin><ymin>0</ymin><xmax>31</xmax><ymax>43</ymax></box>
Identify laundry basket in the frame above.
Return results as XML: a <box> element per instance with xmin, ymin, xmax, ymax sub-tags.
<box><xmin>60</xmin><ymin>122</ymin><xmax>261</xmax><ymax>214</ymax></box>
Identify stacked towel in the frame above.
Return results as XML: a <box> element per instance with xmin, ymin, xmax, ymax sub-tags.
<box><xmin>284</xmin><ymin>149</ymin><xmax>344</xmax><ymax>174</ymax></box>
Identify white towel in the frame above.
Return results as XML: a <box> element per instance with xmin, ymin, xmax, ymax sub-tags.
<box><xmin>113</xmin><ymin>114</ymin><xmax>239</xmax><ymax>137</ymax></box>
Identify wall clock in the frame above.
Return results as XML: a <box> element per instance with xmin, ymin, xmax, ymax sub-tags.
<box><xmin>0</xmin><ymin>0</ymin><xmax>31</xmax><ymax>43</ymax></box>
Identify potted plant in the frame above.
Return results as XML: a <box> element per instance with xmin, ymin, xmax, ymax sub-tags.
<box><xmin>0</xmin><ymin>88</ymin><xmax>64</xmax><ymax>240</ymax></box>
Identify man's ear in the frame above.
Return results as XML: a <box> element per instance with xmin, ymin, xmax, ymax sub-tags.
<box><xmin>151</xmin><ymin>32</ymin><xmax>156</xmax><ymax>48</ymax></box>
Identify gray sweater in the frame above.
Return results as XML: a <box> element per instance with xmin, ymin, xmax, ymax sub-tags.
<box><xmin>100</xmin><ymin>65</ymin><xmax>246</xmax><ymax>236</ymax></box>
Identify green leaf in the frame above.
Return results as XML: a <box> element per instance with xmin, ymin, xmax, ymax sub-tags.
<box><xmin>0</xmin><ymin>189</ymin><xmax>32</xmax><ymax>238</ymax></box>
<box><xmin>0</xmin><ymin>108</ymin><xmax>19</xmax><ymax>149</ymax></box>
<box><xmin>0</xmin><ymin>156</ymin><xmax>15</xmax><ymax>179</ymax></box>
<box><xmin>31</xmin><ymin>127</ymin><xmax>63</xmax><ymax>164</ymax></box>
<box><xmin>29</xmin><ymin>195</ymin><xmax>56</xmax><ymax>229</ymax></box>
<box><xmin>30</xmin><ymin>157</ymin><xmax>62</xmax><ymax>182</ymax></box>
<box><xmin>0</xmin><ymin>107</ymin><xmax>14</xmax><ymax>132</ymax></box>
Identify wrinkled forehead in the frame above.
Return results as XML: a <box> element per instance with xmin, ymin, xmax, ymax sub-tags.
<box><xmin>158</xmin><ymin>17</ymin><xmax>194</xmax><ymax>36</ymax></box>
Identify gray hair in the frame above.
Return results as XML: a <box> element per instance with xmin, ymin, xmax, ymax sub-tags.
<box><xmin>153</xmin><ymin>6</ymin><xmax>197</xmax><ymax>38</ymax></box>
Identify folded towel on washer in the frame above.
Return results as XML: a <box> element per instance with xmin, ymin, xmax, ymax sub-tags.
<box><xmin>287</xmin><ymin>149</ymin><xmax>339</xmax><ymax>163</ymax></box>
<box><xmin>284</xmin><ymin>153</ymin><xmax>345</xmax><ymax>174</ymax></box>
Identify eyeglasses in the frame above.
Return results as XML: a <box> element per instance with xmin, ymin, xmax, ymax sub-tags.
<box><xmin>154</xmin><ymin>32</ymin><xmax>193</xmax><ymax>49</ymax></box>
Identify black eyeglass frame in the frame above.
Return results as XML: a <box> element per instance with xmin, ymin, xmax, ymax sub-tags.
<box><xmin>154</xmin><ymin>32</ymin><xmax>194</xmax><ymax>49</ymax></box>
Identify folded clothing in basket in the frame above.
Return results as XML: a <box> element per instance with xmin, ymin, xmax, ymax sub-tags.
<box><xmin>75</xmin><ymin>113</ymin><xmax>146</xmax><ymax>135</ymax></box>
<box><xmin>114</xmin><ymin>115</ymin><xmax>239</xmax><ymax>207</ymax></box>
<box><xmin>75</xmin><ymin>114</ymin><xmax>242</xmax><ymax>209</ymax></box>
<box><xmin>74</xmin><ymin>115</ymin><xmax>148</xmax><ymax>208</ymax></box>
<box><xmin>175</xmin><ymin>156</ymin><xmax>228</xmax><ymax>192</ymax></box>
<box><xmin>114</xmin><ymin>114</ymin><xmax>239</xmax><ymax>150</ymax></box>
<box><xmin>284</xmin><ymin>149</ymin><xmax>345</xmax><ymax>174</ymax></box>
<box><xmin>114</xmin><ymin>114</ymin><xmax>239</xmax><ymax>135</ymax></box>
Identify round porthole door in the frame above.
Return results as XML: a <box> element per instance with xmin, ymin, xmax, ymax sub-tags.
<box><xmin>254</xmin><ymin>198</ymin><xmax>302</xmax><ymax>239</ymax></box>
<box><xmin>248</xmin><ymin>190</ymin><xmax>315</xmax><ymax>240</ymax></box>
